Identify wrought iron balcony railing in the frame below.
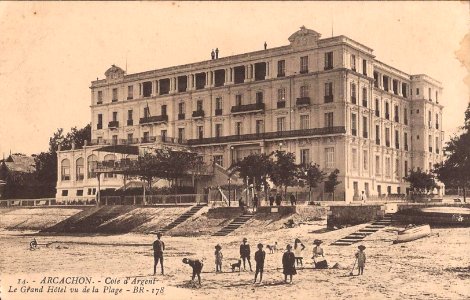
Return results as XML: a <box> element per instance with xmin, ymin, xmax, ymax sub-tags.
<box><xmin>127</xmin><ymin>119</ymin><xmax>133</xmax><ymax>126</ymax></box>
<box><xmin>215</xmin><ymin>108</ymin><xmax>223</xmax><ymax>116</ymax></box>
<box><xmin>324</xmin><ymin>95</ymin><xmax>333</xmax><ymax>103</ymax></box>
<box><xmin>139</xmin><ymin>115</ymin><xmax>168</xmax><ymax>124</ymax></box>
<box><xmin>108</xmin><ymin>121</ymin><xmax>119</xmax><ymax>128</ymax></box>
<box><xmin>192</xmin><ymin>110</ymin><xmax>205</xmax><ymax>118</ymax></box>
<box><xmin>231</xmin><ymin>103</ymin><xmax>265</xmax><ymax>114</ymax></box>
<box><xmin>277</xmin><ymin>101</ymin><xmax>286</xmax><ymax>109</ymax></box>
<box><xmin>296</xmin><ymin>97</ymin><xmax>310</xmax><ymax>106</ymax></box>
<box><xmin>178</xmin><ymin>113</ymin><xmax>185</xmax><ymax>120</ymax></box>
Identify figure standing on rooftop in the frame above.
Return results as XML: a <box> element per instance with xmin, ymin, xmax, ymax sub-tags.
<box><xmin>211</xmin><ymin>49</ymin><xmax>215</xmax><ymax>60</ymax></box>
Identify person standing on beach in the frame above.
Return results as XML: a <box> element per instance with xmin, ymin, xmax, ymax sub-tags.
<box><xmin>282</xmin><ymin>244</ymin><xmax>296</xmax><ymax>284</ymax></box>
<box><xmin>215</xmin><ymin>244</ymin><xmax>223</xmax><ymax>273</ymax></box>
<box><xmin>153</xmin><ymin>232</ymin><xmax>165</xmax><ymax>275</ymax></box>
<box><xmin>293</xmin><ymin>238</ymin><xmax>305</xmax><ymax>267</ymax></box>
<box><xmin>240</xmin><ymin>237</ymin><xmax>252</xmax><ymax>271</ymax></box>
<box><xmin>355</xmin><ymin>245</ymin><xmax>366</xmax><ymax>275</ymax></box>
<box><xmin>182</xmin><ymin>258</ymin><xmax>203</xmax><ymax>285</ymax></box>
<box><xmin>253</xmin><ymin>243</ymin><xmax>266</xmax><ymax>284</ymax></box>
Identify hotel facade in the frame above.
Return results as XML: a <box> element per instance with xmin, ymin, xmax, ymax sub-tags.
<box><xmin>56</xmin><ymin>26</ymin><xmax>444</xmax><ymax>202</ymax></box>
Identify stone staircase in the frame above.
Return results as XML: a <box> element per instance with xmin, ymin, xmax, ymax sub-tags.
<box><xmin>158</xmin><ymin>204</ymin><xmax>206</xmax><ymax>233</ymax></box>
<box><xmin>330</xmin><ymin>213</ymin><xmax>393</xmax><ymax>246</ymax></box>
<box><xmin>212</xmin><ymin>212</ymin><xmax>255</xmax><ymax>236</ymax></box>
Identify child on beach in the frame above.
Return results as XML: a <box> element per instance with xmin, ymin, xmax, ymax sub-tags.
<box><xmin>215</xmin><ymin>244</ymin><xmax>223</xmax><ymax>273</ymax></box>
<box><xmin>293</xmin><ymin>238</ymin><xmax>305</xmax><ymax>267</ymax></box>
<box><xmin>355</xmin><ymin>245</ymin><xmax>366</xmax><ymax>275</ymax></box>
<box><xmin>254</xmin><ymin>243</ymin><xmax>266</xmax><ymax>284</ymax></box>
<box><xmin>282</xmin><ymin>244</ymin><xmax>296</xmax><ymax>284</ymax></box>
<box><xmin>182</xmin><ymin>258</ymin><xmax>204</xmax><ymax>285</ymax></box>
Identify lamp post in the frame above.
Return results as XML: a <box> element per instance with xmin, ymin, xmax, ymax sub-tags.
<box><xmin>228</xmin><ymin>177</ymin><xmax>232</xmax><ymax>207</ymax></box>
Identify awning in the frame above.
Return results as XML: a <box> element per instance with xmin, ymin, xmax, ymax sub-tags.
<box><xmin>94</xmin><ymin>145</ymin><xmax>139</xmax><ymax>155</ymax></box>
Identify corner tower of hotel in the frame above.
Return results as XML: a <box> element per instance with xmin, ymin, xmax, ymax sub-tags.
<box><xmin>56</xmin><ymin>26</ymin><xmax>444</xmax><ymax>202</ymax></box>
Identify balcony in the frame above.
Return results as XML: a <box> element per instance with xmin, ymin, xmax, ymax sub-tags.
<box><xmin>89</xmin><ymin>137</ymin><xmax>140</xmax><ymax>146</ymax></box>
<box><xmin>139</xmin><ymin>115</ymin><xmax>168</xmax><ymax>125</ymax></box>
<box><xmin>362</xmin><ymin>100</ymin><xmax>368</xmax><ymax>108</ymax></box>
<box><xmin>363</xmin><ymin>132</ymin><xmax>368</xmax><ymax>139</ymax></box>
<box><xmin>324</xmin><ymin>95</ymin><xmax>333</xmax><ymax>103</ymax></box>
<box><xmin>296</xmin><ymin>97</ymin><xmax>310</xmax><ymax>106</ymax></box>
<box><xmin>231</xmin><ymin>103</ymin><xmax>265</xmax><ymax>114</ymax></box>
<box><xmin>127</xmin><ymin>119</ymin><xmax>133</xmax><ymax>126</ymax></box>
<box><xmin>188</xmin><ymin>126</ymin><xmax>346</xmax><ymax>146</ymax></box>
<box><xmin>277</xmin><ymin>73</ymin><xmax>285</xmax><ymax>78</ymax></box>
<box><xmin>376</xmin><ymin>139</ymin><xmax>380</xmax><ymax>145</ymax></box>
<box><xmin>108</xmin><ymin>121</ymin><xmax>119</xmax><ymax>128</ymax></box>
<box><xmin>429</xmin><ymin>147</ymin><xmax>433</xmax><ymax>153</ymax></box>
<box><xmin>300</xmin><ymin>69</ymin><xmax>309</xmax><ymax>74</ymax></box>
<box><xmin>324</xmin><ymin>65</ymin><xmax>333</xmax><ymax>71</ymax></box>
<box><xmin>112</xmin><ymin>99</ymin><xmax>118</xmax><ymax>103</ymax></box>
<box><xmin>97</xmin><ymin>123</ymin><xmax>103</xmax><ymax>130</ymax></box>
<box><xmin>385</xmin><ymin>113</ymin><xmax>390</xmax><ymax>120</ymax></box>
<box><xmin>215</xmin><ymin>108</ymin><xmax>223</xmax><ymax>116</ymax></box>
<box><xmin>97</xmin><ymin>101</ymin><xmax>102</xmax><ymax>105</ymax></box>
<box><xmin>375</xmin><ymin>110</ymin><xmax>380</xmax><ymax>117</ymax></box>
<box><xmin>178</xmin><ymin>113</ymin><xmax>185</xmax><ymax>120</ymax></box>
<box><xmin>351</xmin><ymin>96</ymin><xmax>357</xmax><ymax>104</ymax></box>
<box><xmin>192</xmin><ymin>110</ymin><xmax>205</xmax><ymax>118</ymax></box>
<box><xmin>395</xmin><ymin>143</ymin><xmax>400</xmax><ymax>149</ymax></box>
<box><xmin>127</xmin><ymin>96</ymin><xmax>133</xmax><ymax>100</ymax></box>
<box><xmin>405</xmin><ymin>144</ymin><xmax>409</xmax><ymax>151</ymax></box>
<box><xmin>277</xmin><ymin>101</ymin><xmax>286</xmax><ymax>109</ymax></box>
<box><xmin>386</xmin><ymin>141</ymin><xmax>390</xmax><ymax>147</ymax></box>
<box><xmin>352</xmin><ymin>129</ymin><xmax>357</xmax><ymax>136</ymax></box>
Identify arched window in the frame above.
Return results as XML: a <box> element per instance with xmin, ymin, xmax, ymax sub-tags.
<box><xmin>76</xmin><ymin>158</ymin><xmax>84</xmax><ymax>181</ymax></box>
<box><xmin>87</xmin><ymin>155</ymin><xmax>97</xmax><ymax>178</ymax></box>
<box><xmin>61</xmin><ymin>159</ymin><xmax>70</xmax><ymax>181</ymax></box>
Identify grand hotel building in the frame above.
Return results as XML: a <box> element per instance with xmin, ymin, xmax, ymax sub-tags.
<box><xmin>56</xmin><ymin>26</ymin><xmax>444</xmax><ymax>202</ymax></box>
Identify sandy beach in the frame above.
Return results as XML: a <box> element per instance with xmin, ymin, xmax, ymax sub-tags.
<box><xmin>1</xmin><ymin>220</ymin><xmax>469</xmax><ymax>300</ymax></box>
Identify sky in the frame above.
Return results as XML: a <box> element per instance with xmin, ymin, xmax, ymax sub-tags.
<box><xmin>0</xmin><ymin>1</ymin><xmax>468</xmax><ymax>156</ymax></box>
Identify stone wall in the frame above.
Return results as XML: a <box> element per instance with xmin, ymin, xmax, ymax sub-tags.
<box><xmin>327</xmin><ymin>205</ymin><xmax>384</xmax><ymax>228</ymax></box>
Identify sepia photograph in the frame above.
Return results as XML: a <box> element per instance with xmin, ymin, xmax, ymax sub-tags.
<box><xmin>0</xmin><ymin>1</ymin><xmax>469</xmax><ymax>299</ymax></box>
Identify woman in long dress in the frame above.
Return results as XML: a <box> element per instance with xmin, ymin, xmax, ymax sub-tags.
<box><xmin>282</xmin><ymin>244</ymin><xmax>296</xmax><ymax>283</ymax></box>
<box><xmin>312</xmin><ymin>239</ymin><xmax>327</xmax><ymax>269</ymax></box>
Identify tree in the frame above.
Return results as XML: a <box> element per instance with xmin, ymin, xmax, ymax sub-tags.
<box><xmin>433</xmin><ymin>102</ymin><xmax>470</xmax><ymax>202</ymax></box>
<box><xmin>297</xmin><ymin>163</ymin><xmax>326</xmax><ymax>203</ymax></box>
<box><xmin>269</xmin><ymin>150</ymin><xmax>300</xmax><ymax>198</ymax></box>
<box><xmin>324</xmin><ymin>169</ymin><xmax>341</xmax><ymax>201</ymax></box>
<box><xmin>404</xmin><ymin>169</ymin><xmax>437</xmax><ymax>197</ymax></box>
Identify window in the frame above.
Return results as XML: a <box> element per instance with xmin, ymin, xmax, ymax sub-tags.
<box><xmin>87</xmin><ymin>155</ymin><xmax>97</xmax><ymax>178</ymax></box>
<box><xmin>143</xmin><ymin>131</ymin><xmax>150</xmax><ymax>142</ymax></box>
<box><xmin>385</xmin><ymin>102</ymin><xmax>390</xmax><ymax>119</ymax></box>
<box><xmin>61</xmin><ymin>190</ymin><xmax>68</xmax><ymax>197</ymax></box>
<box><xmin>236</xmin><ymin>122</ymin><xmax>243</xmax><ymax>135</ymax></box>
<box><xmin>196</xmin><ymin>100</ymin><xmax>203</xmax><ymax>111</ymax></box>
<box><xmin>192</xmin><ymin>125</ymin><xmax>202</xmax><ymax>140</ymax></box>
<box><xmin>395</xmin><ymin>130</ymin><xmax>399</xmax><ymax>149</ymax></box>
<box><xmin>143</xmin><ymin>81</ymin><xmax>152</xmax><ymax>97</ymax></box>
<box><xmin>363</xmin><ymin>150</ymin><xmax>368</xmax><ymax>171</ymax></box>
<box><xmin>277</xmin><ymin>60</ymin><xmax>286</xmax><ymax>77</ymax></box>
<box><xmin>325</xmin><ymin>112</ymin><xmax>334</xmax><ymax>127</ymax></box>
<box><xmin>277</xmin><ymin>117</ymin><xmax>286</xmax><ymax>132</ymax></box>
<box><xmin>362</xmin><ymin>59</ymin><xmax>367</xmax><ymax>76</ymax></box>
<box><xmin>76</xmin><ymin>189</ymin><xmax>83</xmax><ymax>196</ymax></box>
<box><xmin>277</xmin><ymin>88</ymin><xmax>286</xmax><ymax>102</ymax></box>
<box><xmin>97</xmin><ymin>114</ymin><xmax>103</xmax><ymax>130</ymax></box>
<box><xmin>375</xmin><ymin>98</ymin><xmax>380</xmax><ymax>117</ymax></box>
<box><xmin>300</xmin><ymin>115</ymin><xmax>309</xmax><ymax>130</ymax></box>
<box><xmin>144</xmin><ymin>107</ymin><xmax>150</xmax><ymax>118</ymax></box>
<box><xmin>375</xmin><ymin>155</ymin><xmax>381</xmax><ymax>175</ymax></box>
<box><xmin>300</xmin><ymin>149</ymin><xmax>310</xmax><ymax>165</ymax></box>
<box><xmin>300</xmin><ymin>56</ymin><xmax>308</xmax><ymax>73</ymax></box>
<box><xmin>256</xmin><ymin>120</ymin><xmax>264</xmax><ymax>134</ymax></box>
<box><xmin>256</xmin><ymin>91</ymin><xmax>264</xmax><ymax>104</ymax></box>
<box><xmin>61</xmin><ymin>159</ymin><xmax>70</xmax><ymax>181</ymax></box>
<box><xmin>97</xmin><ymin>91</ymin><xmax>103</xmax><ymax>103</ymax></box>
<box><xmin>394</xmin><ymin>105</ymin><xmax>399</xmax><ymax>122</ymax></box>
<box><xmin>127</xmin><ymin>85</ymin><xmax>133</xmax><ymax>100</ymax></box>
<box><xmin>111</xmin><ymin>135</ymin><xmax>118</xmax><ymax>145</ymax></box>
<box><xmin>428</xmin><ymin>111</ymin><xmax>432</xmax><ymax>128</ymax></box>
<box><xmin>385</xmin><ymin>128</ymin><xmax>390</xmax><ymax>147</ymax></box>
<box><xmin>350</xmin><ymin>54</ymin><xmax>356</xmax><ymax>71</ymax></box>
<box><xmin>435</xmin><ymin>113</ymin><xmax>439</xmax><ymax>129</ymax></box>
<box><xmin>362</xmin><ymin>116</ymin><xmax>368</xmax><ymax>138</ymax></box>
<box><xmin>112</xmin><ymin>88</ymin><xmax>118</xmax><ymax>102</ymax></box>
<box><xmin>375</xmin><ymin>125</ymin><xmax>380</xmax><ymax>145</ymax></box>
<box><xmin>324</xmin><ymin>82</ymin><xmax>333</xmax><ymax>102</ymax></box>
<box><xmin>351</xmin><ymin>113</ymin><xmax>357</xmax><ymax>136</ymax></box>
<box><xmin>215</xmin><ymin>124</ymin><xmax>222</xmax><ymax>138</ymax></box>
<box><xmin>161</xmin><ymin>130</ymin><xmax>167</xmax><ymax>141</ymax></box>
<box><xmin>385</xmin><ymin>157</ymin><xmax>391</xmax><ymax>177</ymax></box>
<box><xmin>178</xmin><ymin>102</ymin><xmax>185</xmax><ymax>114</ymax></box>
<box><xmin>325</xmin><ymin>147</ymin><xmax>335</xmax><ymax>169</ymax></box>
<box><xmin>216</xmin><ymin>97</ymin><xmax>223</xmax><ymax>110</ymax></box>
<box><xmin>127</xmin><ymin>133</ymin><xmax>133</xmax><ymax>143</ymax></box>
<box><xmin>435</xmin><ymin>136</ymin><xmax>439</xmax><ymax>153</ymax></box>
<box><xmin>352</xmin><ymin>148</ymin><xmax>358</xmax><ymax>171</ymax></box>
<box><xmin>428</xmin><ymin>87</ymin><xmax>432</xmax><ymax>100</ymax></box>
<box><xmin>404</xmin><ymin>132</ymin><xmax>408</xmax><ymax>150</ymax></box>
<box><xmin>362</xmin><ymin>87</ymin><xmax>367</xmax><ymax>107</ymax></box>
<box><xmin>112</xmin><ymin>111</ymin><xmax>118</xmax><ymax>122</ymax></box>
<box><xmin>404</xmin><ymin>108</ymin><xmax>408</xmax><ymax>125</ymax></box>
<box><xmin>161</xmin><ymin>105</ymin><xmax>167</xmax><ymax>116</ymax></box>
<box><xmin>76</xmin><ymin>158</ymin><xmax>84</xmax><ymax>181</ymax></box>
<box><xmin>436</xmin><ymin>91</ymin><xmax>439</xmax><ymax>103</ymax></box>
<box><xmin>127</xmin><ymin>110</ymin><xmax>133</xmax><ymax>125</ymax></box>
<box><xmin>324</xmin><ymin>51</ymin><xmax>333</xmax><ymax>69</ymax></box>
<box><xmin>178</xmin><ymin>128</ymin><xmax>185</xmax><ymax>142</ymax></box>
<box><xmin>416</xmin><ymin>88</ymin><xmax>420</xmax><ymax>95</ymax></box>
<box><xmin>236</xmin><ymin>94</ymin><xmax>242</xmax><ymax>106</ymax></box>
<box><xmin>428</xmin><ymin>135</ymin><xmax>432</xmax><ymax>152</ymax></box>
<box><xmin>300</xmin><ymin>85</ymin><xmax>309</xmax><ymax>98</ymax></box>
<box><xmin>214</xmin><ymin>155</ymin><xmax>223</xmax><ymax>167</ymax></box>
<box><xmin>351</xmin><ymin>83</ymin><xmax>356</xmax><ymax>104</ymax></box>
<box><xmin>395</xmin><ymin>158</ymin><xmax>400</xmax><ymax>178</ymax></box>
<box><xmin>402</xmin><ymin>83</ymin><xmax>408</xmax><ymax>98</ymax></box>
<box><xmin>404</xmin><ymin>160</ymin><xmax>408</xmax><ymax>176</ymax></box>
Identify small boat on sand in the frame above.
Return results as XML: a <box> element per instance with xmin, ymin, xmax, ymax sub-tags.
<box><xmin>393</xmin><ymin>224</ymin><xmax>431</xmax><ymax>244</ymax></box>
